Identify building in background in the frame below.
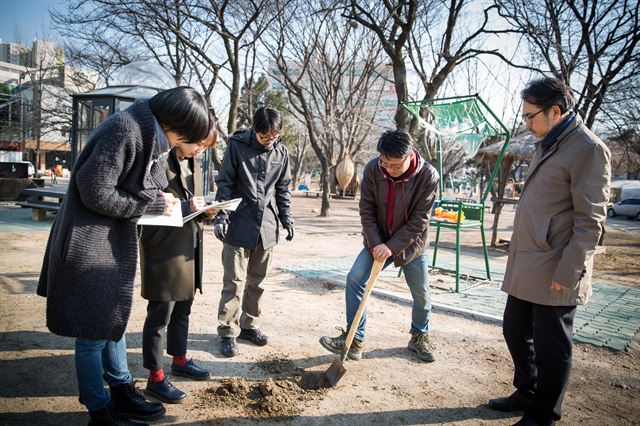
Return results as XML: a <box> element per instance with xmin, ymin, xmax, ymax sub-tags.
<box><xmin>0</xmin><ymin>39</ymin><xmax>96</xmax><ymax>174</ymax></box>
<box><xmin>0</xmin><ymin>42</ymin><xmax>26</xmax><ymax>66</ymax></box>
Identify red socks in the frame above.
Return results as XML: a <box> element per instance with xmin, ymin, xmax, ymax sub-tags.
<box><xmin>149</xmin><ymin>355</ymin><xmax>188</xmax><ymax>382</ymax></box>
<box><xmin>173</xmin><ymin>355</ymin><xmax>188</xmax><ymax>367</ymax></box>
<box><xmin>149</xmin><ymin>369</ymin><xmax>164</xmax><ymax>383</ymax></box>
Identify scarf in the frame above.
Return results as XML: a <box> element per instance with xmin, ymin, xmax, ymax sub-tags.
<box><xmin>541</xmin><ymin>110</ymin><xmax>576</xmax><ymax>154</ymax></box>
<box><xmin>383</xmin><ymin>151</ymin><xmax>418</xmax><ymax>235</ymax></box>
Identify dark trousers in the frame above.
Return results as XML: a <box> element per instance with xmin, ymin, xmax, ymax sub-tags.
<box><xmin>503</xmin><ymin>295</ymin><xmax>576</xmax><ymax>424</ymax></box>
<box><xmin>142</xmin><ymin>299</ymin><xmax>193</xmax><ymax>371</ymax></box>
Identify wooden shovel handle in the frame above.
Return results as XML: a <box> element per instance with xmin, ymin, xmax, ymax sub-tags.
<box><xmin>341</xmin><ymin>259</ymin><xmax>385</xmax><ymax>361</ymax></box>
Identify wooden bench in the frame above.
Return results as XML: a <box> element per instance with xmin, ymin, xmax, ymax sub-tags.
<box><xmin>15</xmin><ymin>187</ymin><xmax>66</xmax><ymax>221</ymax></box>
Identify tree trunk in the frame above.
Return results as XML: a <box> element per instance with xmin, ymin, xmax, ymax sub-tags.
<box><xmin>291</xmin><ymin>137</ymin><xmax>308</xmax><ymax>191</ymax></box>
<box><xmin>329</xmin><ymin>165</ymin><xmax>338</xmax><ymax>195</ymax></box>
<box><xmin>392</xmin><ymin>57</ymin><xmax>409</xmax><ymax>130</ymax></box>
<box><xmin>34</xmin><ymin>86</ymin><xmax>42</xmax><ymax>178</ymax></box>
<box><xmin>291</xmin><ymin>154</ymin><xmax>304</xmax><ymax>191</ymax></box>
<box><xmin>35</xmin><ymin>138</ymin><xmax>41</xmax><ymax>178</ymax></box>
<box><xmin>227</xmin><ymin>49</ymin><xmax>241</xmax><ymax>134</ymax></box>
<box><xmin>490</xmin><ymin>202</ymin><xmax>503</xmax><ymax>247</ymax></box>
<box><xmin>320</xmin><ymin>158</ymin><xmax>331</xmax><ymax>217</ymax></box>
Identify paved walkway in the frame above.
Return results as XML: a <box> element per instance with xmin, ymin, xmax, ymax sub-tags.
<box><xmin>282</xmin><ymin>250</ymin><xmax>640</xmax><ymax>352</ymax></box>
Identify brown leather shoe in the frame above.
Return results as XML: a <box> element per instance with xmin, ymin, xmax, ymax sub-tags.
<box><xmin>488</xmin><ymin>390</ymin><xmax>533</xmax><ymax>412</ymax></box>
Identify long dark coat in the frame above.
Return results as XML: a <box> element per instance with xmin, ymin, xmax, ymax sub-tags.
<box><xmin>214</xmin><ymin>130</ymin><xmax>293</xmax><ymax>249</ymax></box>
<box><xmin>36</xmin><ymin>101</ymin><xmax>168</xmax><ymax>342</ymax></box>
<box><xmin>139</xmin><ymin>150</ymin><xmax>205</xmax><ymax>302</ymax></box>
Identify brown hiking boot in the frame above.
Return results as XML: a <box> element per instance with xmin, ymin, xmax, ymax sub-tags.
<box><xmin>319</xmin><ymin>327</ymin><xmax>364</xmax><ymax>361</ymax></box>
<box><xmin>408</xmin><ymin>332</ymin><xmax>436</xmax><ymax>362</ymax></box>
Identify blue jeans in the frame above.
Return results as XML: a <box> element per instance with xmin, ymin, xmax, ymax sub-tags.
<box><xmin>75</xmin><ymin>335</ymin><xmax>132</xmax><ymax>411</ymax></box>
<box><xmin>346</xmin><ymin>248</ymin><xmax>431</xmax><ymax>341</ymax></box>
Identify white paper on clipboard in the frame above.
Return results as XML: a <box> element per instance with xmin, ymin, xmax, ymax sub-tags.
<box><xmin>182</xmin><ymin>198</ymin><xmax>242</xmax><ymax>223</ymax></box>
<box><xmin>137</xmin><ymin>205</ymin><xmax>183</xmax><ymax>227</ymax></box>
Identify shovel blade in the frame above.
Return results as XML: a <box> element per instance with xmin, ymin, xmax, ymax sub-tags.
<box><xmin>324</xmin><ymin>357</ymin><xmax>346</xmax><ymax>387</ymax></box>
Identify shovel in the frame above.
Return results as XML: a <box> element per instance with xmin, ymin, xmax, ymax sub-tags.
<box><xmin>324</xmin><ymin>259</ymin><xmax>385</xmax><ymax>386</ymax></box>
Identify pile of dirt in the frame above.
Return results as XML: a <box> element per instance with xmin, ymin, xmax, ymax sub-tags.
<box><xmin>254</xmin><ymin>354</ymin><xmax>303</xmax><ymax>375</ymax></box>
<box><xmin>195</xmin><ymin>355</ymin><xmax>330</xmax><ymax>419</ymax></box>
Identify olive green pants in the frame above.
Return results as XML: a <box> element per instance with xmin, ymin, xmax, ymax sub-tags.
<box><xmin>217</xmin><ymin>241</ymin><xmax>273</xmax><ymax>338</ymax></box>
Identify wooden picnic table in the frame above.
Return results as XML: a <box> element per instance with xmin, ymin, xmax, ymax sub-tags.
<box><xmin>15</xmin><ymin>186</ymin><xmax>67</xmax><ymax>221</ymax></box>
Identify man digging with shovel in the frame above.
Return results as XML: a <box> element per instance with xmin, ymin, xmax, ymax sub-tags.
<box><xmin>320</xmin><ymin>130</ymin><xmax>439</xmax><ymax>365</ymax></box>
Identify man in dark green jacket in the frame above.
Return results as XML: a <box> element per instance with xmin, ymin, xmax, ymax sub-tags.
<box><xmin>213</xmin><ymin>107</ymin><xmax>294</xmax><ymax>357</ymax></box>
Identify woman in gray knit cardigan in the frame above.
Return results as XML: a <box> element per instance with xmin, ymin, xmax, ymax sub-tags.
<box><xmin>37</xmin><ymin>87</ymin><xmax>212</xmax><ymax>426</ymax></box>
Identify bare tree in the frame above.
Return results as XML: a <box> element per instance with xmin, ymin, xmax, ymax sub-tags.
<box><xmin>339</xmin><ymin>0</ymin><xmax>418</xmax><ymax>130</ymax></box>
<box><xmin>183</xmin><ymin>0</ymin><xmax>279</xmax><ymax>135</ymax></box>
<box><xmin>264</xmin><ymin>1</ymin><xmax>386</xmax><ymax>216</ymax></box>
<box><xmin>52</xmin><ymin>1</ymin><xmax>227</xmax><ymax>106</ymax></box>
<box><xmin>404</xmin><ymin>0</ymin><xmax>517</xmax><ymax>181</ymax></box>
<box><xmin>603</xmin><ymin>80</ymin><xmax>640</xmax><ymax>179</ymax></box>
<box><xmin>494</xmin><ymin>0</ymin><xmax>640</xmax><ymax>128</ymax></box>
<box><xmin>289</xmin><ymin>131</ymin><xmax>310</xmax><ymax>190</ymax></box>
<box><xmin>52</xmin><ymin>0</ymin><xmax>227</xmax><ymax>173</ymax></box>
<box><xmin>609</xmin><ymin>129</ymin><xmax>640</xmax><ymax>179</ymax></box>
<box><xmin>53</xmin><ymin>1</ymin><xmax>176</xmax><ymax>85</ymax></box>
<box><xmin>13</xmin><ymin>33</ymin><xmax>98</xmax><ymax>177</ymax></box>
<box><xmin>409</xmin><ymin>1</ymin><xmax>504</xmax><ymax>104</ymax></box>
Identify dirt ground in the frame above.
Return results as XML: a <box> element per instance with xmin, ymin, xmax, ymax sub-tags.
<box><xmin>594</xmin><ymin>230</ymin><xmax>640</xmax><ymax>288</ymax></box>
<box><xmin>0</xmin><ymin>195</ymin><xmax>639</xmax><ymax>425</ymax></box>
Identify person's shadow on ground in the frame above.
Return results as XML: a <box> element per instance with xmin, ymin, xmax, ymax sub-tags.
<box><xmin>172</xmin><ymin>406</ymin><xmax>515</xmax><ymax>425</ymax></box>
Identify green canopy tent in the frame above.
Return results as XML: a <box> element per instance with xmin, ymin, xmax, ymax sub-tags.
<box><xmin>402</xmin><ymin>94</ymin><xmax>511</xmax><ymax>292</ymax></box>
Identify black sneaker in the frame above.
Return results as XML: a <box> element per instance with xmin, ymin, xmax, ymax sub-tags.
<box><xmin>238</xmin><ymin>328</ymin><xmax>269</xmax><ymax>346</ymax></box>
<box><xmin>220</xmin><ymin>337</ymin><xmax>238</xmax><ymax>357</ymax></box>
<box><xmin>319</xmin><ymin>327</ymin><xmax>364</xmax><ymax>361</ymax></box>
<box><xmin>171</xmin><ymin>359</ymin><xmax>210</xmax><ymax>381</ymax></box>
<box><xmin>487</xmin><ymin>390</ymin><xmax>533</xmax><ymax>412</ymax></box>
<box><xmin>145</xmin><ymin>378</ymin><xmax>186</xmax><ymax>404</ymax></box>
<box><xmin>408</xmin><ymin>332</ymin><xmax>436</xmax><ymax>362</ymax></box>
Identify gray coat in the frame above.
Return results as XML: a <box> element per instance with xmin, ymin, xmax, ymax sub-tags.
<box><xmin>215</xmin><ymin>130</ymin><xmax>293</xmax><ymax>249</ymax></box>
<box><xmin>37</xmin><ymin>101</ymin><xmax>168</xmax><ymax>341</ymax></box>
<box><xmin>501</xmin><ymin>115</ymin><xmax>611</xmax><ymax>306</ymax></box>
<box><xmin>139</xmin><ymin>150</ymin><xmax>205</xmax><ymax>302</ymax></box>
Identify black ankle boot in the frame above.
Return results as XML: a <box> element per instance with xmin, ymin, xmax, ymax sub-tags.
<box><xmin>110</xmin><ymin>382</ymin><xmax>165</xmax><ymax>420</ymax></box>
<box><xmin>88</xmin><ymin>403</ymin><xmax>149</xmax><ymax>425</ymax></box>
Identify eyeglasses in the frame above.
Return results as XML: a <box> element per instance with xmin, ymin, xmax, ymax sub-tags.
<box><xmin>379</xmin><ymin>155</ymin><xmax>409</xmax><ymax>171</ymax></box>
<box><xmin>522</xmin><ymin>108</ymin><xmax>545</xmax><ymax>123</ymax></box>
<box><xmin>257</xmin><ymin>132</ymin><xmax>279</xmax><ymax>143</ymax></box>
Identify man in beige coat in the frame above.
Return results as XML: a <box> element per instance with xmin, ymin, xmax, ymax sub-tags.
<box><xmin>488</xmin><ymin>77</ymin><xmax>611</xmax><ymax>426</ymax></box>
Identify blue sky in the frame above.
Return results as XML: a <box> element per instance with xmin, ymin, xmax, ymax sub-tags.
<box><xmin>0</xmin><ymin>0</ymin><xmax>65</xmax><ymax>44</ymax></box>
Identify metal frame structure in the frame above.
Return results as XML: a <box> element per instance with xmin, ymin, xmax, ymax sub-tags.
<box><xmin>69</xmin><ymin>85</ymin><xmax>217</xmax><ymax>195</ymax></box>
<box><xmin>402</xmin><ymin>94</ymin><xmax>511</xmax><ymax>292</ymax></box>
<box><xmin>70</xmin><ymin>85</ymin><xmax>164</xmax><ymax>167</ymax></box>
